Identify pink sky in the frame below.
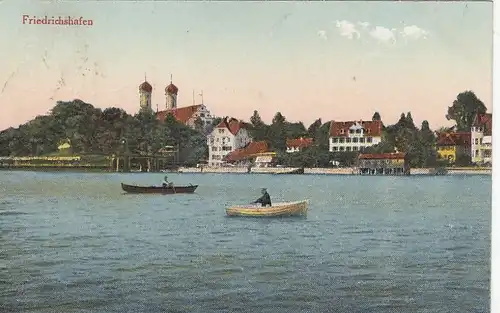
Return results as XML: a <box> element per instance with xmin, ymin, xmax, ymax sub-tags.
<box><xmin>0</xmin><ymin>1</ymin><xmax>493</xmax><ymax>131</ymax></box>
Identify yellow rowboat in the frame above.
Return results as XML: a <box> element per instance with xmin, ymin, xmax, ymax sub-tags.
<box><xmin>225</xmin><ymin>200</ymin><xmax>308</xmax><ymax>217</ymax></box>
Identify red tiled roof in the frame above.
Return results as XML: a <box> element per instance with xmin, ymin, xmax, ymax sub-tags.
<box><xmin>359</xmin><ymin>153</ymin><xmax>406</xmax><ymax>160</ymax></box>
<box><xmin>286</xmin><ymin>137</ymin><xmax>313</xmax><ymax>149</ymax></box>
<box><xmin>215</xmin><ymin>117</ymin><xmax>245</xmax><ymax>136</ymax></box>
<box><xmin>472</xmin><ymin>113</ymin><xmax>492</xmax><ymax>136</ymax></box>
<box><xmin>224</xmin><ymin>141</ymin><xmax>269</xmax><ymax>162</ymax></box>
<box><xmin>157</xmin><ymin>105</ymin><xmax>202</xmax><ymax>123</ymax></box>
<box><xmin>436</xmin><ymin>132</ymin><xmax>471</xmax><ymax>146</ymax></box>
<box><xmin>329</xmin><ymin>120</ymin><xmax>382</xmax><ymax>137</ymax></box>
<box><xmin>165</xmin><ymin>83</ymin><xmax>178</xmax><ymax>95</ymax></box>
<box><xmin>139</xmin><ymin>81</ymin><xmax>152</xmax><ymax>93</ymax></box>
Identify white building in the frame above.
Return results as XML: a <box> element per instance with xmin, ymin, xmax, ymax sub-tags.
<box><xmin>328</xmin><ymin>120</ymin><xmax>383</xmax><ymax>152</ymax></box>
<box><xmin>157</xmin><ymin>104</ymin><xmax>214</xmax><ymax>130</ymax></box>
<box><xmin>471</xmin><ymin>113</ymin><xmax>492</xmax><ymax>165</ymax></box>
<box><xmin>207</xmin><ymin>117</ymin><xmax>252</xmax><ymax>167</ymax></box>
<box><xmin>286</xmin><ymin>137</ymin><xmax>313</xmax><ymax>153</ymax></box>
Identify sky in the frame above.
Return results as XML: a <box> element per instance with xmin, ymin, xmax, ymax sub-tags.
<box><xmin>0</xmin><ymin>0</ymin><xmax>493</xmax><ymax>131</ymax></box>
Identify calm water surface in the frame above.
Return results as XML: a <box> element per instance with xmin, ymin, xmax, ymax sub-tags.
<box><xmin>0</xmin><ymin>171</ymin><xmax>491</xmax><ymax>313</ymax></box>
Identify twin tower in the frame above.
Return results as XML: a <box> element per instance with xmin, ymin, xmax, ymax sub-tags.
<box><xmin>139</xmin><ymin>76</ymin><xmax>178</xmax><ymax>113</ymax></box>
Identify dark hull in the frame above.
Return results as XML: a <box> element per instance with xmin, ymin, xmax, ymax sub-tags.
<box><xmin>275</xmin><ymin>167</ymin><xmax>305</xmax><ymax>175</ymax></box>
<box><xmin>121</xmin><ymin>183</ymin><xmax>198</xmax><ymax>194</ymax></box>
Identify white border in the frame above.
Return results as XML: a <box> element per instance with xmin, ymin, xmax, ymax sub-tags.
<box><xmin>492</xmin><ymin>0</ymin><xmax>499</xmax><ymax>312</ymax></box>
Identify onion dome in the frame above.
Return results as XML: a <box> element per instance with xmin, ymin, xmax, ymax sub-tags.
<box><xmin>165</xmin><ymin>83</ymin><xmax>178</xmax><ymax>95</ymax></box>
<box><xmin>139</xmin><ymin>81</ymin><xmax>152</xmax><ymax>93</ymax></box>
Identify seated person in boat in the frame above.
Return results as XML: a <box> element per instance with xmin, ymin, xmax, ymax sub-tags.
<box><xmin>162</xmin><ymin>175</ymin><xmax>173</xmax><ymax>188</ymax></box>
<box><xmin>253</xmin><ymin>188</ymin><xmax>272</xmax><ymax>207</ymax></box>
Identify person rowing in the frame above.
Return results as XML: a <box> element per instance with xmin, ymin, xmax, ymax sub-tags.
<box><xmin>253</xmin><ymin>188</ymin><xmax>272</xmax><ymax>207</ymax></box>
<box><xmin>162</xmin><ymin>175</ymin><xmax>173</xmax><ymax>188</ymax></box>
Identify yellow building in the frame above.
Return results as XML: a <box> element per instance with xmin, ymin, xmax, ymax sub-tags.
<box><xmin>436</xmin><ymin>132</ymin><xmax>471</xmax><ymax>163</ymax></box>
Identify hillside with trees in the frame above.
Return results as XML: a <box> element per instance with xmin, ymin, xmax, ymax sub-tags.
<box><xmin>0</xmin><ymin>99</ymin><xmax>208</xmax><ymax>166</ymax></box>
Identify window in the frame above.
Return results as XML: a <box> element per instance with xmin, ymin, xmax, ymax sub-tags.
<box><xmin>480</xmin><ymin>138</ymin><xmax>483</xmax><ymax>144</ymax></box>
<box><xmin>352</xmin><ymin>146</ymin><xmax>358</xmax><ymax>151</ymax></box>
<box><xmin>352</xmin><ymin>137</ymin><xmax>358</xmax><ymax>143</ymax></box>
<box><xmin>359</xmin><ymin>137</ymin><xmax>365</xmax><ymax>143</ymax></box>
<box><xmin>216</xmin><ymin>138</ymin><xmax>220</xmax><ymax>142</ymax></box>
<box><xmin>349</xmin><ymin>129</ymin><xmax>354</xmax><ymax>134</ymax></box>
<box><xmin>367</xmin><ymin>137</ymin><xmax>373</xmax><ymax>143</ymax></box>
<box><xmin>475</xmin><ymin>138</ymin><xmax>479</xmax><ymax>144</ymax></box>
<box><xmin>212</xmin><ymin>146</ymin><xmax>217</xmax><ymax>151</ymax></box>
<box><xmin>339</xmin><ymin>138</ymin><xmax>345</xmax><ymax>143</ymax></box>
<box><xmin>333</xmin><ymin>138</ymin><xmax>339</xmax><ymax>143</ymax></box>
<box><xmin>346</xmin><ymin>147</ymin><xmax>351</xmax><ymax>151</ymax></box>
<box><xmin>210</xmin><ymin>137</ymin><xmax>214</xmax><ymax>144</ymax></box>
<box><xmin>333</xmin><ymin>147</ymin><xmax>338</xmax><ymax>151</ymax></box>
<box><xmin>218</xmin><ymin>129</ymin><xmax>224</xmax><ymax>134</ymax></box>
<box><xmin>200</xmin><ymin>113</ymin><xmax>205</xmax><ymax>117</ymax></box>
<box><xmin>355</xmin><ymin>129</ymin><xmax>361</xmax><ymax>134</ymax></box>
<box><xmin>345</xmin><ymin>138</ymin><xmax>351</xmax><ymax>143</ymax></box>
<box><xmin>339</xmin><ymin>147</ymin><xmax>345</xmax><ymax>151</ymax></box>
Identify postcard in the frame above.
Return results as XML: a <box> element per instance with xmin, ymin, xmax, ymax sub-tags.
<box><xmin>0</xmin><ymin>1</ymin><xmax>494</xmax><ymax>312</ymax></box>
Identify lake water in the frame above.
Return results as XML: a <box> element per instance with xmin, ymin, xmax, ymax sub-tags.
<box><xmin>0</xmin><ymin>171</ymin><xmax>491</xmax><ymax>313</ymax></box>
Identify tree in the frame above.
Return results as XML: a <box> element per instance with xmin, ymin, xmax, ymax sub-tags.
<box><xmin>307</xmin><ymin>118</ymin><xmax>322</xmax><ymax>139</ymax></box>
<box><xmin>372</xmin><ymin>112</ymin><xmax>381</xmax><ymax>121</ymax></box>
<box><xmin>268</xmin><ymin>112</ymin><xmax>287</xmax><ymax>151</ymax></box>
<box><xmin>446</xmin><ymin>90</ymin><xmax>487</xmax><ymax>131</ymax></box>
<box><xmin>250</xmin><ymin>110</ymin><xmax>264</xmax><ymax>127</ymax></box>
<box><xmin>194</xmin><ymin>117</ymin><xmax>204</xmax><ymax>133</ymax></box>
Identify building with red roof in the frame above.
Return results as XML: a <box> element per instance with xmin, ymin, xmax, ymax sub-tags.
<box><xmin>471</xmin><ymin>112</ymin><xmax>492</xmax><ymax>165</ymax></box>
<box><xmin>207</xmin><ymin>117</ymin><xmax>252</xmax><ymax>167</ymax></box>
<box><xmin>436</xmin><ymin>132</ymin><xmax>471</xmax><ymax>164</ymax></box>
<box><xmin>328</xmin><ymin>120</ymin><xmax>383</xmax><ymax>153</ymax></box>
<box><xmin>286</xmin><ymin>137</ymin><xmax>313</xmax><ymax>153</ymax></box>
<box><xmin>156</xmin><ymin>104</ymin><xmax>214</xmax><ymax>130</ymax></box>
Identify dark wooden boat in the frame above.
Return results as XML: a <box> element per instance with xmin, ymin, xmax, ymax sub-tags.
<box><xmin>275</xmin><ymin>167</ymin><xmax>305</xmax><ymax>175</ymax></box>
<box><xmin>121</xmin><ymin>183</ymin><xmax>198</xmax><ymax>194</ymax></box>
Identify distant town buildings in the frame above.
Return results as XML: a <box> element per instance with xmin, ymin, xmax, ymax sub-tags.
<box><xmin>357</xmin><ymin>152</ymin><xmax>409</xmax><ymax>175</ymax></box>
<box><xmin>286</xmin><ymin>137</ymin><xmax>313</xmax><ymax>153</ymax></box>
<box><xmin>207</xmin><ymin>117</ymin><xmax>252</xmax><ymax>167</ymax></box>
<box><xmin>436</xmin><ymin>132</ymin><xmax>471</xmax><ymax>163</ymax></box>
<box><xmin>471</xmin><ymin>113</ymin><xmax>492</xmax><ymax>165</ymax></box>
<box><xmin>138</xmin><ymin>76</ymin><xmax>214</xmax><ymax>130</ymax></box>
<box><xmin>328</xmin><ymin>120</ymin><xmax>382</xmax><ymax>153</ymax></box>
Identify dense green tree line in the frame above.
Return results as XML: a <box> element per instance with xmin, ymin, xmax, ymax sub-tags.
<box><xmin>0</xmin><ymin>90</ymin><xmax>489</xmax><ymax>168</ymax></box>
<box><xmin>245</xmin><ymin>90</ymin><xmax>488</xmax><ymax>168</ymax></box>
<box><xmin>0</xmin><ymin>100</ymin><xmax>208</xmax><ymax>166</ymax></box>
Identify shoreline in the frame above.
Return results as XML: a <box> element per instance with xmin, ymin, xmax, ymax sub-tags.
<box><xmin>0</xmin><ymin>166</ymin><xmax>491</xmax><ymax>176</ymax></box>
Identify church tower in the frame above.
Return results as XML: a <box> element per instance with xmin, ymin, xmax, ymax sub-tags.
<box><xmin>139</xmin><ymin>76</ymin><xmax>153</xmax><ymax>113</ymax></box>
<box><xmin>165</xmin><ymin>74</ymin><xmax>178</xmax><ymax>110</ymax></box>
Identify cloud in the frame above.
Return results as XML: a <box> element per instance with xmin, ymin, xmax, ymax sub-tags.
<box><xmin>369</xmin><ymin>26</ymin><xmax>397</xmax><ymax>43</ymax></box>
<box><xmin>357</xmin><ymin>21</ymin><xmax>370</xmax><ymax>29</ymax></box>
<box><xmin>330</xmin><ymin>20</ymin><xmax>428</xmax><ymax>43</ymax></box>
<box><xmin>400</xmin><ymin>25</ymin><xmax>428</xmax><ymax>40</ymax></box>
<box><xmin>334</xmin><ymin>20</ymin><xmax>360</xmax><ymax>39</ymax></box>
<box><xmin>317</xmin><ymin>30</ymin><xmax>328</xmax><ymax>40</ymax></box>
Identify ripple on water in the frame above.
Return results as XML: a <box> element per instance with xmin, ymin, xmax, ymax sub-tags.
<box><xmin>0</xmin><ymin>172</ymin><xmax>491</xmax><ymax>313</ymax></box>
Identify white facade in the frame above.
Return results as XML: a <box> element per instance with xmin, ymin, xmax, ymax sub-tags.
<box><xmin>207</xmin><ymin>124</ymin><xmax>251</xmax><ymax>167</ymax></box>
<box><xmin>471</xmin><ymin>126</ymin><xmax>492</xmax><ymax>164</ymax></box>
<box><xmin>329</xmin><ymin>122</ymin><xmax>381</xmax><ymax>152</ymax></box>
<box><xmin>286</xmin><ymin>146</ymin><xmax>301</xmax><ymax>153</ymax></box>
<box><xmin>185</xmin><ymin>105</ymin><xmax>214</xmax><ymax>129</ymax></box>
